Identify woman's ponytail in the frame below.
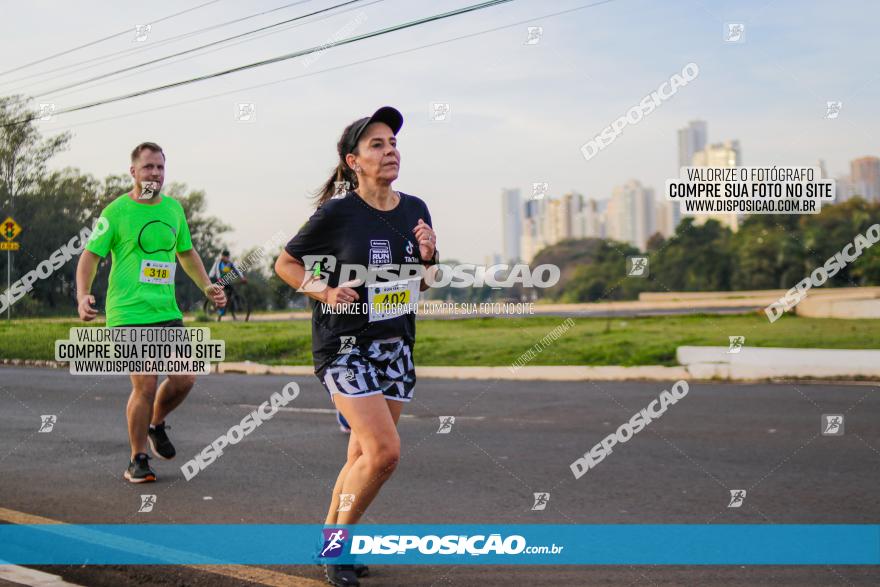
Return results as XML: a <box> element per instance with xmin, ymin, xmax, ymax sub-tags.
<box><xmin>314</xmin><ymin>118</ymin><xmax>363</xmax><ymax>208</ymax></box>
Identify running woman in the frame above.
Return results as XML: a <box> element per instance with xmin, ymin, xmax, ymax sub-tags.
<box><xmin>76</xmin><ymin>142</ymin><xmax>226</xmax><ymax>483</ymax></box>
<box><xmin>275</xmin><ymin>106</ymin><xmax>437</xmax><ymax>587</ymax></box>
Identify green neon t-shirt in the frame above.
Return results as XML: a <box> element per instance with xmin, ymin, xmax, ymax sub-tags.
<box><xmin>86</xmin><ymin>193</ymin><xmax>193</xmax><ymax>327</ymax></box>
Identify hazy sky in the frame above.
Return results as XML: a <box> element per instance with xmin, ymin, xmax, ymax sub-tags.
<box><xmin>2</xmin><ymin>0</ymin><xmax>878</xmax><ymax>263</ymax></box>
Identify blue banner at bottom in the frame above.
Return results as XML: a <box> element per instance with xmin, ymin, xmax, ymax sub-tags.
<box><xmin>1</xmin><ymin>525</ymin><xmax>877</xmax><ymax>565</ymax></box>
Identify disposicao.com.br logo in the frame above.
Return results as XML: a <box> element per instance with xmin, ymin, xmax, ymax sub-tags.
<box><xmin>318</xmin><ymin>529</ymin><xmax>563</xmax><ymax>559</ymax></box>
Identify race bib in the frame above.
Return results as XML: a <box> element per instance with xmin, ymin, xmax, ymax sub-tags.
<box><xmin>139</xmin><ymin>259</ymin><xmax>176</xmax><ymax>284</ymax></box>
<box><xmin>367</xmin><ymin>278</ymin><xmax>420</xmax><ymax>323</ymax></box>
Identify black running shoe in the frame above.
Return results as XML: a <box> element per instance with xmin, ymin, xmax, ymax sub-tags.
<box><xmin>352</xmin><ymin>564</ymin><xmax>369</xmax><ymax>577</ymax></box>
<box><xmin>148</xmin><ymin>421</ymin><xmax>176</xmax><ymax>460</ymax></box>
<box><xmin>324</xmin><ymin>564</ymin><xmax>359</xmax><ymax>586</ymax></box>
<box><xmin>124</xmin><ymin>453</ymin><xmax>156</xmax><ymax>483</ymax></box>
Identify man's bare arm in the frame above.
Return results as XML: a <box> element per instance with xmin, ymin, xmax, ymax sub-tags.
<box><xmin>177</xmin><ymin>248</ymin><xmax>226</xmax><ymax>307</ymax></box>
<box><xmin>75</xmin><ymin>250</ymin><xmax>101</xmax><ymax>321</ymax></box>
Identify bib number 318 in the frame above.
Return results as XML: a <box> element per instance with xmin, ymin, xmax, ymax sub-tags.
<box><xmin>139</xmin><ymin>260</ymin><xmax>176</xmax><ymax>284</ymax></box>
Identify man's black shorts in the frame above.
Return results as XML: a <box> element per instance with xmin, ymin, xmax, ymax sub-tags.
<box><xmin>115</xmin><ymin>319</ymin><xmax>185</xmax><ymax>328</ymax></box>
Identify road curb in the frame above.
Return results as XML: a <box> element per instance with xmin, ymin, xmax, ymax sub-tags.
<box><xmin>3</xmin><ymin>358</ymin><xmax>876</xmax><ymax>382</ymax></box>
<box><xmin>0</xmin><ymin>358</ymin><xmax>65</xmax><ymax>368</ymax></box>
<box><xmin>214</xmin><ymin>362</ymin><xmax>691</xmax><ymax>380</ymax></box>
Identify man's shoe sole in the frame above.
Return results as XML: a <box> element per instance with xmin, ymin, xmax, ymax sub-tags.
<box><xmin>123</xmin><ymin>471</ymin><xmax>156</xmax><ymax>483</ymax></box>
<box><xmin>148</xmin><ymin>435</ymin><xmax>175</xmax><ymax>460</ymax></box>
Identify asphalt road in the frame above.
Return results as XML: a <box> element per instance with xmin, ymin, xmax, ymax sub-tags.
<box><xmin>1</xmin><ymin>367</ymin><xmax>878</xmax><ymax>586</ymax></box>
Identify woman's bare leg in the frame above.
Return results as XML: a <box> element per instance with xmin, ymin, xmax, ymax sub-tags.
<box><xmin>326</xmin><ymin>395</ymin><xmax>404</xmax><ymax>525</ymax></box>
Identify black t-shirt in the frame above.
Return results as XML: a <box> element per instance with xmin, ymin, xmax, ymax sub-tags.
<box><xmin>285</xmin><ymin>191</ymin><xmax>433</xmax><ymax>371</ymax></box>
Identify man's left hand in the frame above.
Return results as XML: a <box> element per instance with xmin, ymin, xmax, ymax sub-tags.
<box><xmin>205</xmin><ymin>283</ymin><xmax>227</xmax><ymax>308</ymax></box>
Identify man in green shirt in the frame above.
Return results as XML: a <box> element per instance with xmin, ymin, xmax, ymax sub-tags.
<box><xmin>76</xmin><ymin>142</ymin><xmax>226</xmax><ymax>483</ymax></box>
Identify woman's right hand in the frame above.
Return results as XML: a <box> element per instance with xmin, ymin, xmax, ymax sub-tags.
<box><xmin>324</xmin><ymin>280</ymin><xmax>362</xmax><ymax>305</ymax></box>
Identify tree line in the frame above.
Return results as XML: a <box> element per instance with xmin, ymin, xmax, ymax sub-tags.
<box><xmin>0</xmin><ymin>96</ymin><xmax>299</xmax><ymax>317</ymax></box>
<box><xmin>533</xmin><ymin>199</ymin><xmax>880</xmax><ymax>303</ymax></box>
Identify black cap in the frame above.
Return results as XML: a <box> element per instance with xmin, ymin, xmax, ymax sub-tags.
<box><xmin>341</xmin><ymin>106</ymin><xmax>403</xmax><ymax>155</ymax></box>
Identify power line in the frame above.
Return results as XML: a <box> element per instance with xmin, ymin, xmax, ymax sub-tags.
<box><xmin>45</xmin><ymin>0</ymin><xmax>383</xmax><ymax>103</ymax></box>
<box><xmin>44</xmin><ymin>0</ymin><xmax>618</xmax><ymax>134</ymax></box>
<box><xmin>0</xmin><ymin>0</ymin><xmax>224</xmax><ymax>77</ymax></box>
<box><xmin>2</xmin><ymin>0</ymin><xmax>319</xmax><ymax>92</ymax></box>
<box><xmin>35</xmin><ymin>0</ymin><xmax>366</xmax><ymax>98</ymax></box>
<box><xmin>2</xmin><ymin>0</ymin><xmax>515</xmax><ymax>127</ymax></box>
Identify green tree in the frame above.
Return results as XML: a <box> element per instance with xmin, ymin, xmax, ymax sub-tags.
<box><xmin>800</xmin><ymin>197</ymin><xmax>880</xmax><ymax>287</ymax></box>
<box><xmin>0</xmin><ymin>96</ymin><xmax>70</xmax><ymax>204</ymax></box>
<box><xmin>729</xmin><ymin>214</ymin><xmax>804</xmax><ymax>290</ymax></box>
<box><xmin>651</xmin><ymin>218</ymin><xmax>734</xmax><ymax>291</ymax></box>
<box><xmin>534</xmin><ymin>238</ymin><xmax>647</xmax><ymax>302</ymax></box>
<box><xmin>0</xmin><ymin>97</ymin><xmax>232</xmax><ymax>316</ymax></box>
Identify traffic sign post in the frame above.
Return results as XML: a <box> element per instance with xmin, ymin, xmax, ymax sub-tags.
<box><xmin>2</xmin><ymin>216</ymin><xmax>22</xmax><ymax>321</ymax></box>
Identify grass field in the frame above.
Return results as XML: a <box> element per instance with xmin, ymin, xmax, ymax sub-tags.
<box><xmin>1</xmin><ymin>313</ymin><xmax>878</xmax><ymax>366</ymax></box>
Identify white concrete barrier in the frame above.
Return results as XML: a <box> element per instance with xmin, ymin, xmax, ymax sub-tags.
<box><xmin>677</xmin><ymin>346</ymin><xmax>880</xmax><ymax>379</ymax></box>
<box><xmin>640</xmin><ymin>286</ymin><xmax>880</xmax><ymax>303</ymax></box>
<box><xmin>797</xmin><ymin>295</ymin><xmax>880</xmax><ymax>319</ymax></box>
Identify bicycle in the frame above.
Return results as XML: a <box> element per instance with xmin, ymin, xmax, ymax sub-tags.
<box><xmin>204</xmin><ymin>284</ymin><xmax>251</xmax><ymax>321</ymax></box>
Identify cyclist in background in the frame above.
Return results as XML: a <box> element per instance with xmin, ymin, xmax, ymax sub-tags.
<box><xmin>209</xmin><ymin>250</ymin><xmax>247</xmax><ymax>316</ymax></box>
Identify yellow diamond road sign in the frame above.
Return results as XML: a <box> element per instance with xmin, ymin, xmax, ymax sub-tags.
<box><xmin>2</xmin><ymin>217</ymin><xmax>22</xmax><ymax>242</ymax></box>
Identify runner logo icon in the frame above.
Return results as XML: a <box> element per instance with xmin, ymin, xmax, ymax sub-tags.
<box><xmin>437</xmin><ymin>416</ymin><xmax>455</xmax><ymax>434</ymax></box>
<box><xmin>337</xmin><ymin>494</ymin><xmax>356</xmax><ymax>512</ymax></box>
<box><xmin>320</xmin><ymin>528</ymin><xmax>348</xmax><ymax>558</ymax></box>
<box><xmin>728</xmin><ymin>336</ymin><xmax>745</xmax><ymax>353</ymax></box>
<box><xmin>821</xmin><ymin>414</ymin><xmax>844</xmax><ymax>435</ymax></box>
<box><xmin>38</xmin><ymin>415</ymin><xmax>57</xmax><ymax>433</ymax></box>
<box><xmin>139</xmin><ymin>495</ymin><xmax>156</xmax><ymax>513</ymax></box>
<box><xmin>627</xmin><ymin>256</ymin><xmax>649</xmax><ymax>277</ymax></box>
<box><xmin>531</xmin><ymin>492</ymin><xmax>549</xmax><ymax>511</ymax></box>
<box><xmin>727</xmin><ymin>489</ymin><xmax>746</xmax><ymax>508</ymax></box>
<box><xmin>338</xmin><ymin>336</ymin><xmax>356</xmax><ymax>354</ymax></box>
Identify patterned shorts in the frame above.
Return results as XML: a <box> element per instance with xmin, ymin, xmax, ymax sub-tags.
<box><xmin>317</xmin><ymin>337</ymin><xmax>416</xmax><ymax>402</ymax></box>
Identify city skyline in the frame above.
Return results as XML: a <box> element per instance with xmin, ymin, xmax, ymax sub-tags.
<box><xmin>501</xmin><ymin>143</ymin><xmax>879</xmax><ymax>261</ymax></box>
<box><xmin>3</xmin><ymin>0</ymin><xmax>878</xmax><ymax>264</ymax></box>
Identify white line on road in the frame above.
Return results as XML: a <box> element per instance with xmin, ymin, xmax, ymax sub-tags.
<box><xmin>0</xmin><ymin>565</ymin><xmax>85</xmax><ymax>587</ymax></box>
<box><xmin>237</xmin><ymin>405</ymin><xmax>487</xmax><ymax>420</ymax></box>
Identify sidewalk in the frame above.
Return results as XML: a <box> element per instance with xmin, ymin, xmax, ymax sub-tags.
<box><xmin>216</xmin><ymin>345</ymin><xmax>880</xmax><ymax>381</ymax></box>
<box><xmin>5</xmin><ymin>346</ymin><xmax>878</xmax><ymax>381</ymax></box>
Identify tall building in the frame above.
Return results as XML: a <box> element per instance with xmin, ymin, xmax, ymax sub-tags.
<box><xmin>835</xmin><ymin>175</ymin><xmax>857</xmax><ymax>202</ymax></box>
<box><xmin>676</xmin><ymin>120</ymin><xmax>707</xmax><ymax>230</ymax></box>
<box><xmin>517</xmin><ymin>191</ymin><xmax>606</xmax><ymax>262</ymax></box>
<box><xmin>545</xmin><ymin>198</ymin><xmax>565</xmax><ymax>244</ymax></box>
<box><xmin>605</xmin><ymin>180</ymin><xmax>655</xmax><ymax>251</ymax></box>
<box><xmin>501</xmin><ymin>188</ymin><xmax>522</xmax><ymax>263</ymax></box>
<box><xmin>521</xmin><ymin>197</ymin><xmax>547</xmax><ymax>263</ymax></box>
<box><xmin>851</xmin><ymin>156</ymin><xmax>880</xmax><ymax>201</ymax></box>
<box><xmin>547</xmin><ymin>192</ymin><xmax>586</xmax><ymax>242</ymax></box>
<box><xmin>654</xmin><ymin>199</ymin><xmax>674</xmax><ymax>239</ymax></box>
<box><xmin>576</xmin><ymin>197</ymin><xmax>602</xmax><ymax>239</ymax></box>
<box><xmin>678</xmin><ymin>120</ymin><xmax>708</xmax><ymax>170</ymax></box>
<box><xmin>691</xmin><ymin>139</ymin><xmax>742</xmax><ymax>231</ymax></box>
<box><xmin>692</xmin><ymin>140</ymin><xmax>740</xmax><ymax>167</ymax></box>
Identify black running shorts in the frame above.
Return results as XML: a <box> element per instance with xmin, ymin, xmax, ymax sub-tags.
<box><xmin>317</xmin><ymin>337</ymin><xmax>416</xmax><ymax>402</ymax></box>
